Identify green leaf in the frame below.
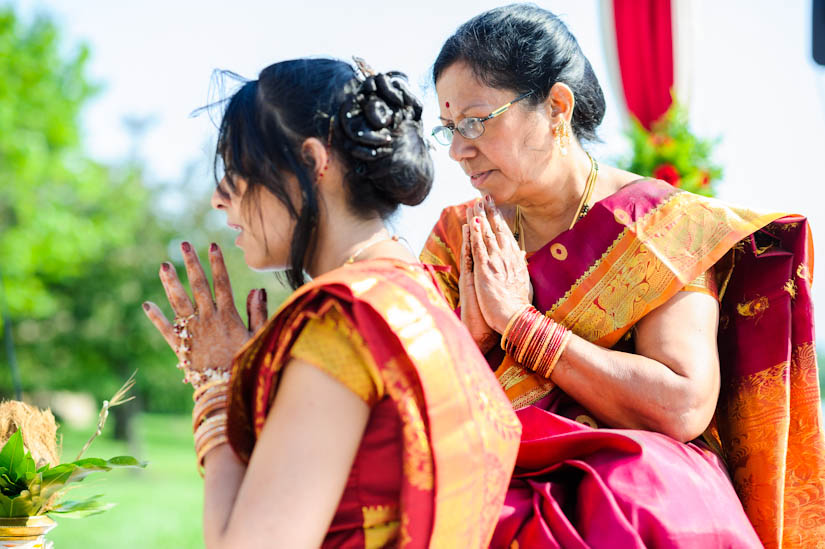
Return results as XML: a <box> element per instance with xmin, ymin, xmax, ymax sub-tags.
<box><xmin>48</xmin><ymin>494</ymin><xmax>115</xmax><ymax>518</ymax></box>
<box><xmin>0</xmin><ymin>430</ymin><xmax>25</xmax><ymax>480</ymax></box>
<box><xmin>0</xmin><ymin>493</ymin><xmax>12</xmax><ymax>516</ymax></box>
<box><xmin>101</xmin><ymin>456</ymin><xmax>145</xmax><ymax>468</ymax></box>
<box><xmin>38</xmin><ymin>455</ymin><xmax>145</xmax><ymax>503</ymax></box>
<box><xmin>8</xmin><ymin>491</ymin><xmax>38</xmax><ymax>517</ymax></box>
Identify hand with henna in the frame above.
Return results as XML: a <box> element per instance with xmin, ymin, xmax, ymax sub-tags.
<box><xmin>468</xmin><ymin>197</ymin><xmax>533</xmax><ymax>334</ymax></box>
<box><xmin>142</xmin><ymin>242</ymin><xmax>268</xmax><ymax>380</ymax></box>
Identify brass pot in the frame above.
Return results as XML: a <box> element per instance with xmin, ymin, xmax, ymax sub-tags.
<box><xmin>0</xmin><ymin>515</ymin><xmax>56</xmax><ymax>548</ymax></box>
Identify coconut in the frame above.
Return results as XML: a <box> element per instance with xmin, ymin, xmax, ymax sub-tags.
<box><xmin>0</xmin><ymin>401</ymin><xmax>60</xmax><ymax>469</ymax></box>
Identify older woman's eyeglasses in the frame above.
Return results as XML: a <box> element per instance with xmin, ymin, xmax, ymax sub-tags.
<box><xmin>431</xmin><ymin>91</ymin><xmax>533</xmax><ymax>146</ymax></box>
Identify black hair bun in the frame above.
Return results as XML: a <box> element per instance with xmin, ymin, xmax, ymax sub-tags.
<box><xmin>335</xmin><ymin>70</ymin><xmax>433</xmax><ymax>216</ymax></box>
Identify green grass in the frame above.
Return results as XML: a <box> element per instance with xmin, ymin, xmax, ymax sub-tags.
<box><xmin>46</xmin><ymin>413</ymin><xmax>203</xmax><ymax>548</ymax></box>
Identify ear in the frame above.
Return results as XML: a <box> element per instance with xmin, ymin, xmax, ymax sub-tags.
<box><xmin>547</xmin><ymin>82</ymin><xmax>575</xmax><ymax>124</ymax></box>
<box><xmin>300</xmin><ymin>137</ymin><xmax>329</xmax><ymax>180</ymax></box>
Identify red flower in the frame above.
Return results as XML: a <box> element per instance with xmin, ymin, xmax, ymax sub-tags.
<box><xmin>653</xmin><ymin>163</ymin><xmax>681</xmax><ymax>187</ymax></box>
<box><xmin>649</xmin><ymin>133</ymin><xmax>674</xmax><ymax>147</ymax></box>
<box><xmin>699</xmin><ymin>171</ymin><xmax>711</xmax><ymax>187</ymax></box>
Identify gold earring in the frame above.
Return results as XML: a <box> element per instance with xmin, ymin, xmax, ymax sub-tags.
<box><xmin>554</xmin><ymin>120</ymin><xmax>570</xmax><ymax>156</ymax></box>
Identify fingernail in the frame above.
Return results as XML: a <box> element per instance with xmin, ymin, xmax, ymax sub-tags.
<box><xmin>142</xmin><ymin>302</ymin><xmax>150</xmax><ymax>311</ymax></box>
<box><xmin>485</xmin><ymin>194</ymin><xmax>493</xmax><ymax>203</ymax></box>
<box><xmin>474</xmin><ymin>217</ymin><xmax>480</xmax><ymax>224</ymax></box>
<box><xmin>210</xmin><ymin>242</ymin><xmax>218</xmax><ymax>253</ymax></box>
<box><xmin>181</xmin><ymin>241</ymin><xmax>191</xmax><ymax>253</ymax></box>
<box><xmin>260</xmin><ymin>288</ymin><xmax>267</xmax><ymax>302</ymax></box>
<box><xmin>161</xmin><ymin>262</ymin><xmax>171</xmax><ymax>272</ymax></box>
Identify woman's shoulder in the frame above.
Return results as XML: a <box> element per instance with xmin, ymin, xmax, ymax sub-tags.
<box><xmin>289</xmin><ymin>304</ymin><xmax>383</xmax><ymax>406</ymax></box>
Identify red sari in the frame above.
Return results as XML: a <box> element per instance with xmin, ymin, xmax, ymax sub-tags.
<box><xmin>225</xmin><ymin>259</ymin><xmax>521</xmax><ymax>548</ymax></box>
<box><xmin>422</xmin><ymin>179</ymin><xmax>825</xmax><ymax>548</ymax></box>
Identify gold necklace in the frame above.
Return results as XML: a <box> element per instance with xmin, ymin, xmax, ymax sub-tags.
<box><xmin>345</xmin><ymin>235</ymin><xmax>399</xmax><ymax>264</ymax></box>
<box><xmin>513</xmin><ymin>152</ymin><xmax>598</xmax><ymax>250</ymax></box>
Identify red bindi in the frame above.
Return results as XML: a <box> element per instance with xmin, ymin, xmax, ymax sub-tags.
<box><xmin>445</xmin><ymin>101</ymin><xmax>450</xmax><ymax>108</ymax></box>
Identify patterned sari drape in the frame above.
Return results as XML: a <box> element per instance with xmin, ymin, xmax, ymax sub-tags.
<box><xmin>225</xmin><ymin>260</ymin><xmax>521</xmax><ymax>548</ymax></box>
<box><xmin>422</xmin><ymin>179</ymin><xmax>825</xmax><ymax>548</ymax></box>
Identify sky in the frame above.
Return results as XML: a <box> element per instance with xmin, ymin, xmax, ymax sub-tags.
<box><xmin>9</xmin><ymin>0</ymin><xmax>825</xmax><ymax>334</ymax></box>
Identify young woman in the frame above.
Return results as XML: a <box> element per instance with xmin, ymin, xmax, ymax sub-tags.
<box><xmin>422</xmin><ymin>5</ymin><xmax>825</xmax><ymax>547</ymax></box>
<box><xmin>143</xmin><ymin>58</ymin><xmax>520</xmax><ymax>548</ymax></box>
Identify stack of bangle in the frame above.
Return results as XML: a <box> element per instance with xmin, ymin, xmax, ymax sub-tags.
<box><xmin>501</xmin><ymin>305</ymin><xmax>572</xmax><ymax>378</ymax></box>
<box><xmin>192</xmin><ymin>379</ymin><xmax>229</xmax><ymax>476</ymax></box>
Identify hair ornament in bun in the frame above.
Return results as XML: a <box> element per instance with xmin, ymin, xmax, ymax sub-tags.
<box><xmin>352</xmin><ymin>56</ymin><xmax>376</xmax><ymax>79</ymax></box>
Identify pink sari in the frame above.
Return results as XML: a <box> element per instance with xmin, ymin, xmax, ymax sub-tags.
<box><xmin>422</xmin><ymin>179</ymin><xmax>825</xmax><ymax>548</ymax></box>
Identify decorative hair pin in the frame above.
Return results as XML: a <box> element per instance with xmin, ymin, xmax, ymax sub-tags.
<box><xmin>352</xmin><ymin>56</ymin><xmax>376</xmax><ymax>80</ymax></box>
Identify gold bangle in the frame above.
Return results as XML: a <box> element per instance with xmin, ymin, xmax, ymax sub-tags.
<box><xmin>195</xmin><ymin>411</ymin><xmax>226</xmax><ymax>434</ymax></box>
<box><xmin>194</xmin><ymin>413</ymin><xmax>227</xmax><ymax>444</ymax></box>
<box><xmin>192</xmin><ymin>396</ymin><xmax>227</xmax><ymax>431</ymax></box>
<box><xmin>193</xmin><ymin>379</ymin><xmax>229</xmax><ymax>402</ymax></box>
<box><xmin>195</xmin><ymin>422</ymin><xmax>227</xmax><ymax>454</ymax></box>
<box><xmin>195</xmin><ymin>424</ymin><xmax>227</xmax><ymax>458</ymax></box>
<box><xmin>195</xmin><ymin>422</ymin><xmax>227</xmax><ymax>451</ymax></box>
<box><xmin>196</xmin><ymin>434</ymin><xmax>228</xmax><ymax>477</ymax></box>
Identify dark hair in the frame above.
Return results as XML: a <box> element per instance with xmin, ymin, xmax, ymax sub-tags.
<box><xmin>215</xmin><ymin>58</ymin><xmax>433</xmax><ymax>289</ymax></box>
<box><xmin>433</xmin><ymin>4</ymin><xmax>605</xmax><ymax>142</ymax></box>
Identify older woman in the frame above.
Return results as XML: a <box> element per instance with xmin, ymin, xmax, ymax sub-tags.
<box><xmin>422</xmin><ymin>5</ymin><xmax>825</xmax><ymax>548</ymax></box>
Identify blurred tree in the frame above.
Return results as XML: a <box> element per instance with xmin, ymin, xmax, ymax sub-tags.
<box><xmin>0</xmin><ymin>7</ymin><xmax>288</xmax><ymax>440</ymax></box>
<box><xmin>0</xmin><ymin>7</ymin><xmax>189</xmax><ymax>435</ymax></box>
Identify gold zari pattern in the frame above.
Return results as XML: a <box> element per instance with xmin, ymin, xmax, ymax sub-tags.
<box><xmin>290</xmin><ymin>307</ymin><xmax>383</xmax><ymax>405</ymax></box>
<box><xmin>362</xmin><ymin>504</ymin><xmax>400</xmax><ymax>549</ymax></box>
<box><xmin>719</xmin><ymin>343</ymin><xmax>825</xmax><ymax>549</ymax></box>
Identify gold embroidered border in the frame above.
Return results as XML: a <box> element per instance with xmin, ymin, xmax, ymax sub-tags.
<box><xmin>363</xmin><ymin>504</ymin><xmax>400</xmax><ymax>549</ymax></box>
<box><xmin>549</xmin><ymin>192</ymin><xmax>780</xmax><ymax>345</ymax></box>
<box><xmin>720</xmin><ymin>345</ymin><xmax>825</xmax><ymax>548</ymax></box>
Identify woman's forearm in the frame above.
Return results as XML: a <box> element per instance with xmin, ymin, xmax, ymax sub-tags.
<box><xmin>202</xmin><ymin>445</ymin><xmax>246</xmax><ymax>549</ymax></box>
<box><xmin>551</xmin><ymin>335</ymin><xmax>718</xmax><ymax>442</ymax></box>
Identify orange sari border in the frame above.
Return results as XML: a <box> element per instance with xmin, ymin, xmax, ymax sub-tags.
<box><xmin>226</xmin><ymin>259</ymin><xmax>520</xmax><ymax>548</ymax></box>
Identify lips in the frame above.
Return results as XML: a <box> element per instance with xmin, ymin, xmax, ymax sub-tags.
<box><xmin>228</xmin><ymin>223</ymin><xmax>244</xmax><ymax>246</ymax></box>
<box><xmin>469</xmin><ymin>170</ymin><xmax>493</xmax><ymax>189</ymax></box>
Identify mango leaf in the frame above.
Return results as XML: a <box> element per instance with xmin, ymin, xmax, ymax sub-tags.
<box><xmin>0</xmin><ymin>430</ymin><xmax>25</xmax><ymax>481</ymax></box>
<box><xmin>7</xmin><ymin>491</ymin><xmax>38</xmax><ymax>517</ymax></box>
<box><xmin>0</xmin><ymin>472</ymin><xmax>27</xmax><ymax>496</ymax></box>
<box><xmin>48</xmin><ymin>494</ymin><xmax>115</xmax><ymax>518</ymax></box>
<box><xmin>0</xmin><ymin>431</ymin><xmax>37</xmax><ymax>486</ymax></box>
<box><xmin>38</xmin><ymin>456</ymin><xmax>145</xmax><ymax>504</ymax></box>
<box><xmin>0</xmin><ymin>493</ymin><xmax>12</xmax><ymax>516</ymax></box>
<box><xmin>104</xmin><ymin>456</ymin><xmax>143</xmax><ymax>467</ymax></box>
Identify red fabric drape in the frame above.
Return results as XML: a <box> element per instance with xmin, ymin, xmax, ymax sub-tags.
<box><xmin>613</xmin><ymin>0</ymin><xmax>674</xmax><ymax>129</ymax></box>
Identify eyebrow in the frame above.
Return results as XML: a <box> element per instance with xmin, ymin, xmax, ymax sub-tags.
<box><xmin>438</xmin><ymin>103</ymin><xmax>491</xmax><ymax>122</ymax></box>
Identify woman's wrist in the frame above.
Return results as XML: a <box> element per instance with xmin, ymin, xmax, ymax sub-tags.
<box><xmin>193</xmin><ymin>379</ymin><xmax>230</xmax><ymax>476</ymax></box>
<box><xmin>501</xmin><ymin>305</ymin><xmax>571</xmax><ymax>378</ymax></box>
<box><xmin>490</xmin><ymin>302</ymin><xmax>533</xmax><ymax>335</ymax></box>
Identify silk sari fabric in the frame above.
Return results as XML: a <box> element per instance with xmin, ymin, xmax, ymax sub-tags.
<box><xmin>226</xmin><ymin>259</ymin><xmax>521</xmax><ymax>548</ymax></box>
<box><xmin>422</xmin><ymin>179</ymin><xmax>825</xmax><ymax>548</ymax></box>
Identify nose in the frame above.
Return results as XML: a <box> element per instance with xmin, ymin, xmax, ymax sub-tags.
<box><xmin>211</xmin><ymin>186</ymin><xmax>227</xmax><ymax>211</ymax></box>
<box><xmin>449</xmin><ymin>132</ymin><xmax>476</xmax><ymax>163</ymax></box>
